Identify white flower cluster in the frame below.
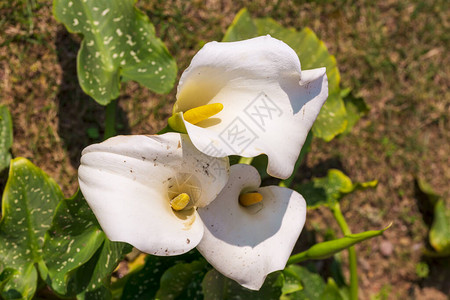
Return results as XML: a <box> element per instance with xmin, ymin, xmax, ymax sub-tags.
<box><xmin>78</xmin><ymin>36</ymin><xmax>328</xmax><ymax>290</ymax></box>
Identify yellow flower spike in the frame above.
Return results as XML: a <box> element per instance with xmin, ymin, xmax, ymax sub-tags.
<box><xmin>183</xmin><ymin>103</ymin><xmax>224</xmax><ymax>125</ymax></box>
<box><xmin>170</xmin><ymin>193</ymin><xmax>190</xmax><ymax>211</ymax></box>
<box><xmin>239</xmin><ymin>192</ymin><xmax>263</xmax><ymax>207</ymax></box>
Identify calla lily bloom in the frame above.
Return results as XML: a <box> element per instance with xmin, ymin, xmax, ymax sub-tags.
<box><xmin>197</xmin><ymin>164</ymin><xmax>307</xmax><ymax>290</ymax></box>
<box><xmin>78</xmin><ymin>133</ymin><xmax>229</xmax><ymax>255</ymax></box>
<box><xmin>169</xmin><ymin>35</ymin><xmax>328</xmax><ymax>179</ymax></box>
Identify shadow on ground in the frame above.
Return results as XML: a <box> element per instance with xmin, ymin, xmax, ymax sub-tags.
<box><xmin>55</xmin><ymin>28</ymin><xmax>130</xmax><ymax>168</ymax></box>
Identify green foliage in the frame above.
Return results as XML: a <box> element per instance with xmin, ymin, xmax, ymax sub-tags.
<box><xmin>0</xmin><ymin>158</ymin><xmax>63</xmax><ymax>300</ymax></box>
<box><xmin>415</xmin><ymin>262</ymin><xmax>429</xmax><ymax>278</ymax></box>
<box><xmin>223</xmin><ymin>8</ymin><xmax>368</xmax><ymax>142</ymax></box>
<box><xmin>156</xmin><ymin>259</ymin><xmax>207</xmax><ymax>299</ymax></box>
<box><xmin>202</xmin><ymin>269</ymin><xmax>282</xmax><ymax>299</ymax></box>
<box><xmin>53</xmin><ymin>0</ymin><xmax>177</xmax><ymax>105</ymax></box>
<box><xmin>119</xmin><ymin>251</ymin><xmax>202</xmax><ymax>299</ymax></box>
<box><xmin>0</xmin><ymin>160</ymin><xmax>130</xmax><ymax>300</ymax></box>
<box><xmin>43</xmin><ymin>190</ymin><xmax>104</xmax><ymax>295</ymax></box>
<box><xmin>417</xmin><ymin>179</ymin><xmax>450</xmax><ymax>256</ymax></box>
<box><xmin>75</xmin><ymin>239</ymin><xmax>131</xmax><ymax>300</ymax></box>
<box><xmin>280</xmin><ymin>265</ymin><xmax>346</xmax><ymax>300</ymax></box>
<box><xmin>280</xmin><ymin>132</ymin><xmax>313</xmax><ymax>188</ymax></box>
<box><xmin>0</xmin><ymin>105</ymin><xmax>13</xmax><ymax>173</ymax></box>
<box><xmin>297</xmin><ymin>169</ymin><xmax>377</xmax><ymax>209</ymax></box>
<box><xmin>341</xmin><ymin>89</ymin><xmax>369</xmax><ymax>135</ymax></box>
<box><xmin>430</xmin><ymin>199</ymin><xmax>450</xmax><ymax>255</ymax></box>
<box><xmin>288</xmin><ymin>225</ymin><xmax>391</xmax><ymax>264</ymax></box>
<box><xmin>43</xmin><ymin>190</ymin><xmax>131</xmax><ymax>298</ymax></box>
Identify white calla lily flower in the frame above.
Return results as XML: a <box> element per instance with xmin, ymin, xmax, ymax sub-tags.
<box><xmin>197</xmin><ymin>164</ymin><xmax>306</xmax><ymax>290</ymax></box>
<box><xmin>169</xmin><ymin>35</ymin><xmax>328</xmax><ymax>179</ymax></box>
<box><xmin>78</xmin><ymin>133</ymin><xmax>229</xmax><ymax>256</ymax></box>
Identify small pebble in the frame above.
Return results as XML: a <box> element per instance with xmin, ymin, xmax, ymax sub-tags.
<box><xmin>380</xmin><ymin>240</ymin><xmax>394</xmax><ymax>257</ymax></box>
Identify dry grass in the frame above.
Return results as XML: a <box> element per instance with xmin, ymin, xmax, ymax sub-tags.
<box><xmin>0</xmin><ymin>0</ymin><xmax>449</xmax><ymax>298</ymax></box>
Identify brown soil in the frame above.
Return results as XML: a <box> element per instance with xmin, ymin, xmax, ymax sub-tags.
<box><xmin>1</xmin><ymin>0</ymin><xmax>448</xmax><ymax>299</ymax></box>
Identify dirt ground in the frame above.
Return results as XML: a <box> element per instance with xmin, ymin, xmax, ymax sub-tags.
<box><xmin>1</xmin><ymin>0</ymin><xmax>449</xmax><ymax>299</ymax></box>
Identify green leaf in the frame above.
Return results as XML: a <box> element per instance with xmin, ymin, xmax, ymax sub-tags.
<box><xmin>43</xmin><ymin>190</ymin><xmax>104</xmax><ymax>295</ymax></box>
<box><xmin>156</xmin><ymin>259</ymin><xmax>207</xmax><ymax>300</ymax></box>
<box><xmin>53</xmin><ymin>0</ymin><xmax>177</xmax><ymax>105</ymax></box>
<box><xmin>312</xmin><ymin>92</ymin><xmax>348</xmax><ymax>142</ymax></box>
<box><xmin>0</xmin><ymin>105</ymin><xmax>13</xmax><ymax>173</ymax></box>
<box><xmin>280</xmin><ymin>131</ymin><xmax>313</xmax><ymax>188</ymax></box>
<box><xmin>202</xmin><ymin>269</ymin><xmax>282</xmax><ymax>300</ymax></box>
<box><xmin>280</xmin><ymin>265</ymin><xmax>325</xmax><ymax>300</ymax></box>
<box><xmin>120</xmin><ymin>251</ymin><xmax>202</xmax><ymax>299</ymax></box>
<box><xmin>296</xmin><ymin>169</ymin><xmax>377</xmax><ymax>208</ymax></box>
<box><xmin>222</xmin><ymin>8</ymin><xmax>258</xmax><ymax>42</ymax></box>
<box><xmin>74</xmin><ymin>239</ymin><xmax>131</xmax><ymax>300</ymax></box>
<box><xmin>0</xmin><ymin>158</ymin><xmax>63</xmax><ymax>299</ymax></box>
<box><xmin>280</xmin><ymin>270</ymin><xmax>303</xmax><ymax>296</ymax></box>
<box><xmin>429</xmin><ymin>199</ymin><xmax>450</xmax><ymax>255</ymax></box>
<box><xmin>120</xmin><ymin>255</ymin><xmax>175</xmax><ymax>300</ymax></box>
<box><xmin>288</xmin><ymin>224</ymin><xmax>391</xmax><ymax>264</ymax></box>
<box><xmin>341</xmin><ymin>91</ymin><xmax>369</xmax><ymax>135</ymax></box>
<box><xmin>223</xmin><ymin>9</ymin><xmax>350</xmax><ymax>141</ymax></box>
<box><xmin>43</xmin><ymin>190</ymin><xmax>131</xmax><ymax>298</ymax></box>
<box><xmin>321</xmin><ymin>278</ymin><xmax>348</xmax><ymax>300</ymax></box>
<box><xmin>416</xmin><ymin>178</ymin><xmax>441</xmax><ymax>206</ymax></box>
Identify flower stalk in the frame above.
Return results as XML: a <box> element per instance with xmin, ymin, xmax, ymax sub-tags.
<box><xmin>331</xmin><ymin>202</ymin><xmax>358</xmax><ymax>300</ymax></box>
<box><xmin>104</xmin><ymin>99</ymin><xmax>117</xmax><ymax>140</ymax></box>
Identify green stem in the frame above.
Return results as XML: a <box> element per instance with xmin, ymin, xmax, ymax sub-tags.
<box><xmin>331</xmin><ymin>202</ymin><xmax>358</xmax><ymax>300</ymax></box>
<box><xmin>238</xmin><ymin>157</ymin><xmax>253</xmax><ymax>165</ymax></box>
<box><xmin>287</xmin><ymin>250</ymin><xmax>308</xmax><ymax>265</ymax></box>
<box><xmin>157</xmin><ymin>125</ymin><xmax>172</xmax><ymax>134</ymax></box>
<box><xmin>104</xmin><ymin>99</ymin><xmax>117</xmax><ymax>140</ymax></box>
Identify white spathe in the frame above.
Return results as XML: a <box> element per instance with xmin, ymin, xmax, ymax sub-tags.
<box><xmin>173</xmin><ymin>35</ymin><xmax>328</xmax><ymax>179</ymax></box>
<box><xmin>197</xmin><ymin>164</ymin><xmax>306</xmax><ymax>290</ymax></box>
<box><xmin>78</xmin><ymin>133</ymin><xmax>229</xmax><ymax>256</ymax></box>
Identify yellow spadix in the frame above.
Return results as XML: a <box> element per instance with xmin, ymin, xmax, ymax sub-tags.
<box><xmin>239</xmin><ymin>192</ymin><xmax>263</xmax><ymax>207</ymax></box>
<box><xmin>183</xmin><ymin>103</ymin><xmax>223</xmax><ymax>125</ymax></box>
<box><xmin>170</xmin><ymin>193</ymin><xmax>190</xmax><ymax>211</ymax></box>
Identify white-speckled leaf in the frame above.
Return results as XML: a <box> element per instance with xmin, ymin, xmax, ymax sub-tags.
<box><xmin>223</xmin><ymin>8</ymin><xmax>348</xmax><ymax>141</ymax></box>
<box><xmin>0</xmin><ymin>158</ymin><xmax>63</xmax><ymax>300</ymax></box>
<box><xmin>0</xmin><ymin>105</ymin><xmax>13</xmax><ymax>173</ymax></box>
<box><xmin>53</xmin><ymin>0</ymin><xmax>177</xmax><ymax>105</ymax></box>
<box><xmin>43</xmin><ymin>190</ymin><xmax>131</xmax><ymax>298</ymax></box>
<box><xmin>74</xmin><ymin>239</ymin><xmax>131</xmax><ymax>300</ymax></box>
<box><xmin>43</xmin><ymin>190</ymin><xmax>104</xmax><ymax>296</ymax></box>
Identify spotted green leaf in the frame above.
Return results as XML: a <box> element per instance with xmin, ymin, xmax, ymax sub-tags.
<box><xmin>223</xmin><ymin>8</ymin><xmax>349</xmax><ymax>141</ymax></box>
<box><xmin>43</xmin><ymin>190</ymin><xmax>131</xmax><ymax>298</ymax></box>
<box><xmin>296</xmin><ymin>169</ymin><xmax>377</xmax><ymax>208</ymax></box>
<box><xmin>0</xmin><ymin>158</ymin><xmax>63</xmax><ymax>300</ymax></box>
<box><xmin>74</xmin><ymin>239</ymin><xmax>131</xmax><ymax>300</ymax></box>
<box><xmin>43</xmin><ymin>190</ymin><xmax>104</xmax><ymax>296</ymax></box>
<box><xmin>53</xmin><ymin>0</ymin><xmax>177</xmax><ymax>105</ymax></box>
<box><xmin>0</xmin><ymin>105</ymin><xmax>13</xmax><ymax>173</ymax></box>
<box><xmin>202</xmin><ymin>269</ymin><xmax>282</xmax><ymax>300</ymax></box>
